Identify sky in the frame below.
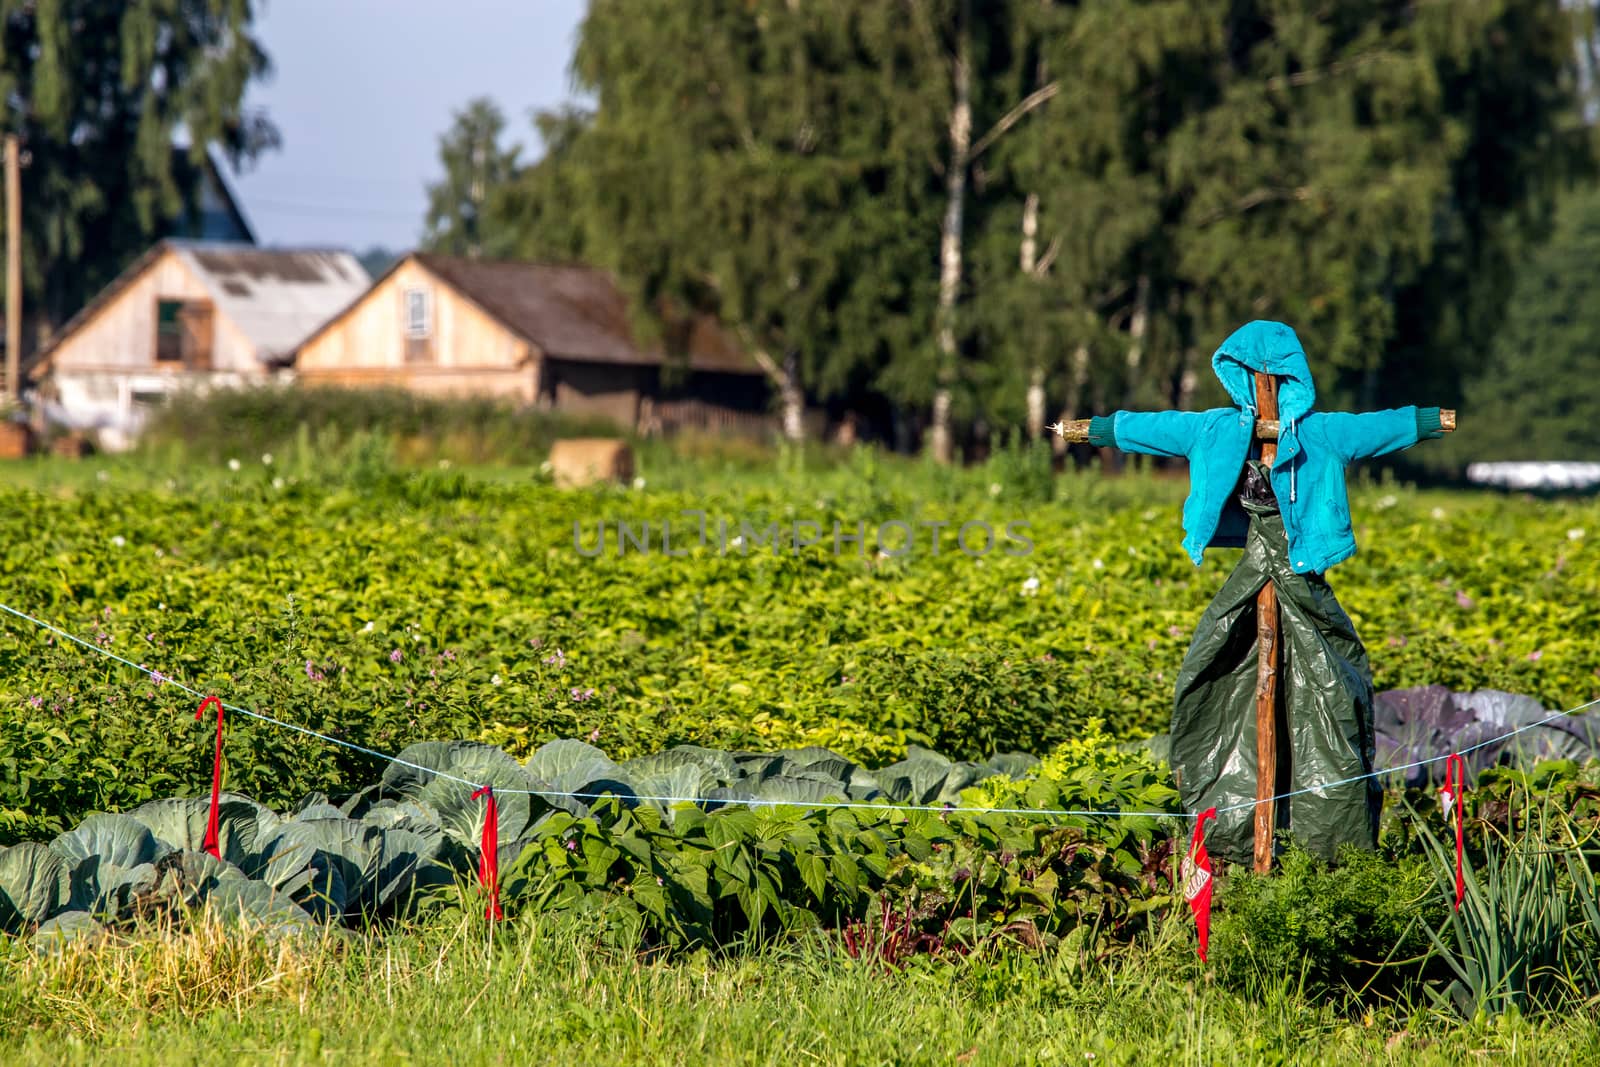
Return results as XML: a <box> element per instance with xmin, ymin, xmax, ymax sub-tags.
<box><xmin>229</xmin><ymin>0</ymin><xmax>589</xmax><ymax>253</ymax></box>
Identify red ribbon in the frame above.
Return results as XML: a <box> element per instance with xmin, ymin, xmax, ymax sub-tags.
<box><xmin>193</xmin><ymin>695</ymin><xmax>225</xmax><ymax>860</ymax></box>
<box><xmin>1439</xmin><ymin>754</ymin><xmax>1467</xmax><ymax>910</ymax></box>
<box><xmin>1181</xmin><ymin>807</ymin><xmax>1218</xmax><ymax>962</ymax></box>
<box><xmin>471</xmin><ymin>785</ymin><xmax>503</xmax><ymax>921</ymax></box>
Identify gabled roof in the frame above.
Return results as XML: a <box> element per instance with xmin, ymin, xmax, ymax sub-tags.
<box><xmin>169</xmin><ymin>148</ymin><xmax>257</xmax><ymax>245</ymax></box>
<box><xmin>31</xmin><ymin>240</ymin><xmax>370</xmax><ymax>378</ymax></box>
<box><xmin>178</xmin><ymin>243</ymin><xmax>369</xmax><ymax>359</ymax></box>
<box><xmin>300</xmin><ymin>252</ymin><xmax>760</xmax><ymax>376</ymax></box>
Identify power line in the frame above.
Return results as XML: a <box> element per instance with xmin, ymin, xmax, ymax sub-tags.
<box><xmin>244</xmin><ymin>196</ymin><xmax>423</xmax><ymax>221</ymax></box>
<box><xmin>241</xmin><ymin>170</ymin><xmax>428</xmax><ymax>189</ymax></box>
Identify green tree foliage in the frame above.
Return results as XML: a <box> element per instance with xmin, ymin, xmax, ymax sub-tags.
<box><xmin>356</xmin><ymin>246</ymin><xmax>401</xmax><ymax>279</ymax></box>
<box><xmin>543</xmin><ymin>0</ymin><xmax>963</xmax><ymax>436</ymax></box>
<box><xmin>474</xmin><ymin>0</ymin><xmax>1592</xmax><ymax>451</ymax></box>
<box><xmin>1436</xmin><ymin>184</ymin><xmax>1600</xmax><ymax>462</ymax></box>
<box><xmin>0</xmin><ymin>0</ymin><xmax>277</xmax><ymax>330</ymax></box>
<box><xmin>484</xmin><ymin>106</ymin><xmax>598</xmax><ymax>263</ymax></box>
<box><xmin>423</xmin><ymin>97</ymin><xmax>521</xmax><ymax>257</ymax></box>
<box><xmin>974</xmin><ymin>0</ymin><xmax>1590</xmax><ymax>423</ymax></box>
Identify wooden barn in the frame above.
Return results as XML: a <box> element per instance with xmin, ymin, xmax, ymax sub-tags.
<box><xmin>28</xmin><ymin>241</ymin><xmax>369</xmax><ymax>450</ymax></box>
<box><xmin>294</xmin><ymin>253</ymin><xmax>773</xmax><ymax>433</ymax></box>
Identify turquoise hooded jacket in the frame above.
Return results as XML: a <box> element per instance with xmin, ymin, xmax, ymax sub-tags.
<box><xmin>1087</xmin><ymin>320</ymin><xmax>1442</xmax><ymax>575</ymax></box>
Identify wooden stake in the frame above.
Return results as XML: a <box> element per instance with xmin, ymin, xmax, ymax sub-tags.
<box><xmin>4</xmin><ymin>134</ymin><xmax>19</xmax><ymax>405</ymax></box>
<box><xmin>1252</xmin><ymin>371</ymin><xmax>1280</xmax><ymax>873</ymax></box>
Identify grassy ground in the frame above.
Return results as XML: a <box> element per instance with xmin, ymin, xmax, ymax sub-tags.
<box><xmin>4</xmin><ymin>911</ymin><xmax>1597</xmax><ymax>1066</ymax></box>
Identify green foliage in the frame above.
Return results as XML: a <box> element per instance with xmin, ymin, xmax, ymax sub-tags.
<box><xmin>1412</xmin><ymin>795</ymin><xmax>1600</xmax><ymax>1019</ymax></box>
<box><xmin>516</xmin><ymin>0</ymin><xmax>952</xmax><ymax>408</ymax></box>
<box><xmin>471</xmin><ymin>0</ymin><xmax>1591</xmax><ymax>444</ymax></box>
<box><xmin>845</xmin><ymin>647</ymin><xmax>1076</xmax><ymax>758</ymax></box>
<box><xmin>423</xmin><ymin>98</ymin><xmax>521</xmax><ymax>257</ymax></box>
<box><xmin>961</xmin><ymin>721</ymin><xmax>1181</xmax><ymax>824</ymax></box>
<box><xmin>1</xmin><ymin>732</ymin><xmax>1181</xmax><ymax>955</ymax></box>
<box><xmin>0</xmin><ymin>0</ymin><xmax>277</xmax><ymax>326</ymax></box>
<box><xmin>1</xmin><ymin>425</ymin><xmax>1597</xmax><ymax>839</ymax></box>
<box><xmin>136</xmin><ymin>385</ymin><xmax>624</xmax><ymax>466</ymax></box>
<box><xmin>1211</xmin><ymin>844</ymin><xmax>1439</xmax><ymax>1003</ymax></box>
<box><xmin>1431</xmin><ymin>183</ymin><xmax>1600</xmax><ymax>466</ymax></box>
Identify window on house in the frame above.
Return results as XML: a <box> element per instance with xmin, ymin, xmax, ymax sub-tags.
<box><xmin>403</xmin><ymin>287</ymin><xmax>433</xmax><ymax>363</ymax></box>
<box><xmin>155</xmin><ymin>301</ymin><xmax>184</xmax><ymax>362</ymax></box>
<box><xmin>153</xmin><ymin>299</ymin><xmax>214</xmax><ymax>369</ymax></box>
<box><xmin>404</xmin><ymin>288</ymin><xmax>432</xmax><ymax>338</ymax></box>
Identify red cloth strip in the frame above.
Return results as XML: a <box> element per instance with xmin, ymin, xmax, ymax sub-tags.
<box><xmin>471</xmin><ymin>785</ymin><xmax>503</xmax><ymax>921</ymax></box>
<box><xmin>1182</xmin><ymin>807</ymin><xmax>1218</xmax><ymax>961</ymax></box>
<box><xmin>193</xmin><ymin>696</ymin><xmax>225</xmax><ymax>860</ymax></box>
<box><xmin>1440</xmin><ymin>754</ymin><xmax>1467</xmax><ymax>910</ymax></box>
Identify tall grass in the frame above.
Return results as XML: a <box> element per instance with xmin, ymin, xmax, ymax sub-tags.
<box><xmin>7</xmin><ymin>909</ymin><xmax>1600</xmax><ymax>1066</ymax></box>
<box><xmin>139</xmin><ymin>385</ymin><xmax>628</xmax><ymax>467</ymax></box>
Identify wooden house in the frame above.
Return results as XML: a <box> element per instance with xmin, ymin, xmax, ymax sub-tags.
<box><xmin>28</xmin><ymin>241</ymin><xmax>369</xmax><ymax>450</ymax></box>
<box><xmin>294</xmin><ymin>253</ymin><xmax>773</xmax><ymax>433</ymax></box>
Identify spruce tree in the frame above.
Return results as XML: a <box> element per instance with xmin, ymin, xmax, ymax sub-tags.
<box><xmin>1445</xmin><ymin>183</ymin><xmax>1600</xmax><ymax>462</ymax></box>
<box><xmin>0</xmin><ymin>0</ymin><xmax>276</xmax><ymax>336</ymax></box>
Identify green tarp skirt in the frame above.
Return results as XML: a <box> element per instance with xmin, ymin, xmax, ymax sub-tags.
<box><xmin>1169</xmin><ymin>466</ymin><xmax>1381</xmax><ymax>865</ymax></box>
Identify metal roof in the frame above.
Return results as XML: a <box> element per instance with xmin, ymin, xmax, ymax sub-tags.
<box><xmin>174</xmin><ymin>243</ymin><xmax>370</xmax><ymax>360</ymax></box>
<box><xmin>30</xmin><ymin>241</ymin><xmax>370</xmax><ymax>377</ymax></box>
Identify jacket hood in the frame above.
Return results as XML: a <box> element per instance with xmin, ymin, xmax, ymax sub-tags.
<box><xmin>1210</xmin><ymin>320</ymin><xmax>1315</xmax><ymax>425</ymax></box>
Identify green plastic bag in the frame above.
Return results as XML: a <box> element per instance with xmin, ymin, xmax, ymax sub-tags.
<box><xmin>1169</xmin><ymin>468</ymin><xmax>1380</xmax><ymax>865</ymax></box>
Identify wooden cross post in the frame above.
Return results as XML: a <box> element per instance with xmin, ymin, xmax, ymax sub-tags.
<box><xmin>1251</xmin><ymin>372</ymin><xmax>1280</xmax><ymax>873</ymax></box>
<box><xmin>1050</xmin><ymin>397</ymin><xmax>1457</xmax><ymax>874</ymax></box>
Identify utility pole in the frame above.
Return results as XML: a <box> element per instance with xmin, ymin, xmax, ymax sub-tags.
<box><xmin>5</xmin><ymin>134</ymin><xmax>20</xmax><ymax>404</ymax></box>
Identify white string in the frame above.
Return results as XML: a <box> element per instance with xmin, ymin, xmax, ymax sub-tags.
<box><xmin>4</xmin><ymin>601</ymin><xmax>1597</xmax><ymax>824</ymax></box>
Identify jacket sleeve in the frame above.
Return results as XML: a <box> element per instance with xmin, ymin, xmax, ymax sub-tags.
<box><xmin>1095</xmin><ymin>410</ymin><xmax>1208</xmax><ymax>458</ymax></box>
<box><xmin>1321</xmin><ymin>407</ymin><xmax>1442</xmax><ymax>462</ymax></box>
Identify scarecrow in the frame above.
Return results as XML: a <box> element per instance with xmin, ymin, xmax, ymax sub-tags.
<box><xmin>1055</xmin><ymin>320</ymin><xmax>1454</xmax><ymax>869</ymax></box>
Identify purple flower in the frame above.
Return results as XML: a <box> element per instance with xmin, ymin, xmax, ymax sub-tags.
<box><xmin>389</xmin><ymin>649</ymin><xmax>404</xmax><ymax>663</ymax></box>
<box><xmin>563</xmin><ymin>838</ymin><xmax>578</xmax><ymax>852</ymax></box>
<box><xmin>570</xmin><ymin>686</ymin><xmax>595</xmax><ymax>703</ymax></box>
<box><xmin>543</xmin><ymin>649</ymin><xmax>567</xmax><ymax>669</ymax></box>
<box><xmin>1528</xmin><ymin>649</ymin><xmax>1543</xmax><ymax>662</ymax></box>
<box><xmin>441</xmin><ymin>649</ymin><xmax>456</xmax><ymax>661</ymax></box>
<box><xmin>1455</xmin><ymin>590</ymin><xmax>1474</xmax><ymax>610</ymax></box>
<box><xmin>1168</xmin><ymin>625</ymin><xmax>1184</xmax><ymax>638</ymax></box>
<box><xmin>586</xmin><ymin>726</ymin><xmax>601</xmax><ymax>743</ymax></box>
<box><xmin>305</xmin><ymin>659</ymin><xmax>326</xmax><ymax>682</ymax></box>
<box><xmin>27</xmin><ymin>696</ymin><xmax>42</xmax><ymax>708</ymax></box>
<box><xmin>150</xmin><ymin>670</ymin><xmax>168</xmax><ymax>686</ymax></box>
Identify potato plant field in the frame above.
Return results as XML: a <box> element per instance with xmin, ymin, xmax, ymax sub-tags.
<box><xmin>2</xmin><ymin>430</ymin><xmax>1600</xmax><ymax>1064</ymax></box>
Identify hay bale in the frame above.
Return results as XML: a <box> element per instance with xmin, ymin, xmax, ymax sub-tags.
<box><xmin>0</xmin><ymin>422</ymin><xmax>31</xmax><ymax>460</ymax></box>
<box><xmin>548</xmin><ymin>438</ymin><xmax>634</xmax><ymax>488</ymax></box>
<box><xmin>50</xmin><ymin>432</ymin><xmax>91</xmax><ymax>459</ymax></box>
